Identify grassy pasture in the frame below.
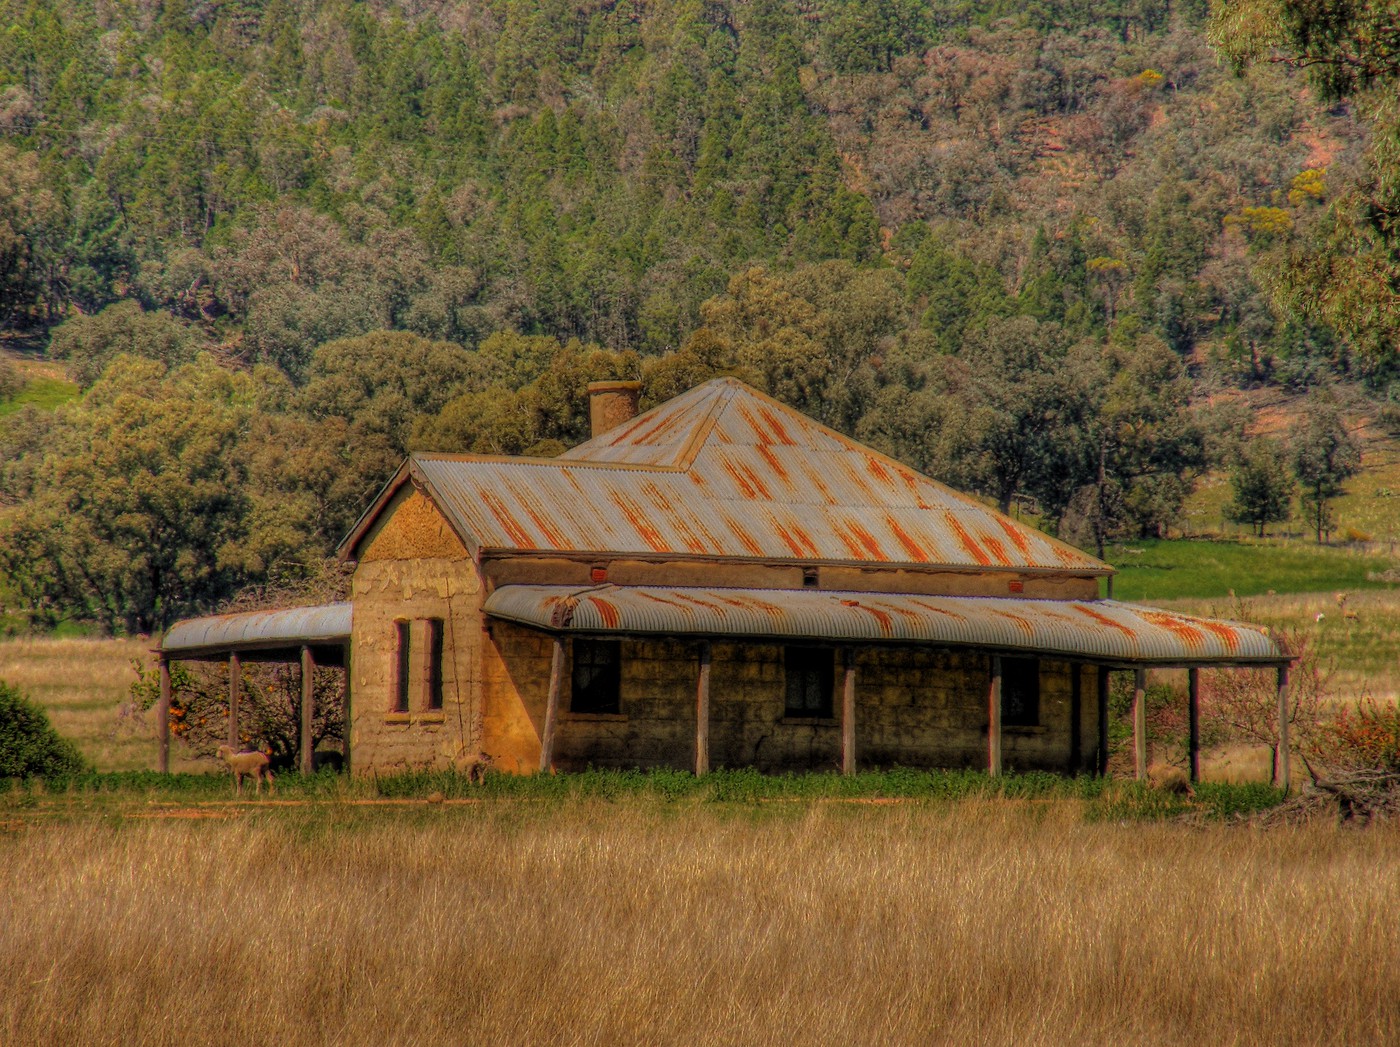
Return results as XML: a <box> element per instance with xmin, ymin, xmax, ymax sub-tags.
<box><xmin>0</xmin><ymin>799</ymin><xmax>1395</xmax><ymax>1047</ymax></box>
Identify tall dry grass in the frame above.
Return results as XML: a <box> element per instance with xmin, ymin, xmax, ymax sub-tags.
<box><xmin>1</xmin><ymin>802</ymin><xmax>1395</xmax><ymax>1046</ymax></box>
<box><xmin>0</xmin><ymin>636</ymin><xmax>171</xmax><ymax>772</ymax></box>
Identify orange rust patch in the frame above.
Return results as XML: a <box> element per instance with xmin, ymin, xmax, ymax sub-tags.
<box><xmin>609</xmin><ymin>492</ymin><xmax>669</xmax><ymax>552</ymax></box>
<box><xmin>480</xmin><ymin>491</ymin><xmax>535</xmax><ymax>548</ymax></box>
<box><xmin>787</xmin><ymin>523</ymin><xmax>820</xmax><ymax>557</ymax></box>
<box><xmin>847</xmin><ymin>522</ymin><xmax>885</xmax><ymax>560</ymax></box>
<box><xmin>833</xmin><ymin>523</ymin><xmax>867</xmax><ymax>560</ymax></box>
<box><xmin>757</xmin><ymin>406</ymin><xmax>796</xmax><ymax>446</ymax></box>
<box><xmin>721</xmin><ymin>514</ymin><xmax>765</xmax><ymax>556</ymax></box>
<box><xmin>866</xmin><ymin>458</ymin><xmax>892</xmax><ymax>484</ymax></box>
<box><xmin>770</xmin><ymin>518</ymin><xmax>807</xmax><ymax>557</ymax></box>
<box><xmin>908</xmin><ymin>598</ymin><xmax>967</xmax><ymax>621</ymax></box>
<box><xmin>841</xmin><ymin>599</ymin><xmax>894</xmax><ymax>635</ymax></box>
<box><xmin>886</xmin><ymin>516</ymin><xmax>930</xmax><ymax>563</ymax></box>
<box><xmin>980</xmin><ymin>534</ymin><xmax>1009</xmax><ymax>566</ymax></box>
<box><xmin>590</xmin><ymin>597</ymin><xmax>621</xmax><ymax>629</ymax></box>
<box><xmin>1197</xmin><ymin>619</ymin><xmax>1242</xmax><ymax>653</ymax></box>
<box><xmin>722</xmin><ymin>458</ymin><xmax>758</xmax><ymax>498</ymax></box>
<box><xmin>997</xmin><ymin>517</ymin><xmax>1034</xmax><ymax>560</ymax></box>
<box><xmin>943</xmin><ymin>513</ymin><xmax>992</xmax><ymax>566</ymax></box>
<box><xmin>502</xmin><ymin>478</ymin><xmax>567</xmax><ymax>548</ymax></box>
<box><xmin>1136</xmin><ymin>610</ymin><xmax>1206</xmax><ymax>649</ymax></box>
<box><xmin>737</xmin><ymin>459</ymin><xmax>772</xmax><ymax>500</ymax></box>
<box><xmin>756</xmin><ymin>444</ymin><xmax>789</xmax><ymax>482</ymax></box>
<box><xmin>1072</xmin><ymin>605</ymin><xmax>1137</xmax><ymax>639</ymax></box>
<box><xmin>990</xmin><ymin>609</ymin><xmax>1036</xmax><ymax>636</ymax></box>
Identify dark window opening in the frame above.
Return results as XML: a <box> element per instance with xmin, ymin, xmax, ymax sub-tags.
<box><xmin>426</xmin><ymin>618</ymin><xmax>444</xmax><ymax>710</ymax></box>
<box><xmin>785</xmin><ymin>647</ymin><xmax>834</xmax><ymax>718</ymax></box>
<box><xmin>392</xmin><ymin>621</ymin><xmax>411</xmax><ymax>713</ymax></box>
<box><xmin>571</xmin><ymin>639</ymin><xmax>621</xmax><ymax>714</ymax></box>
<box><xmin>1001</xmin><ymin>657</ymin><xmax>1040</xmax><ymax>727</ymax></box>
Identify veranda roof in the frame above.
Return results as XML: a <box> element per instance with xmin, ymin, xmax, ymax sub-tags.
<box><xmin>483</xmin><ymin>585</ymin><xmax>1286</xmax><ymax>668</ymax></box>
<box><xmin>161</xmin><ymin>602</ymin><xmax>352</xmax><ymax>661</ymax></box>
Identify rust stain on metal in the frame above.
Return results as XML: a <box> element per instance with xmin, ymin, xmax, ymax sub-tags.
<box><xmin>989</xmin><ymin>608</ymin><xmax>1036</xmax><ymax>636</ymax></box>
<box><xmin>866</xmin><ymin>457</ymin><xmax>892</xmax><ymax>484</ymax></box>
<box><xmin>1071</xmin><ymin>604</ymin><xmax>1137</xmax><ymax>640</ymax></box>
<box><xmin>841</xmin><ymin>599</ymin><xmax>894</xmax><ymax>635</ymax></box>
<box><xmin>722</xmin><ymin>458</ymin><xmax>759</xmax><ymax>499</ymax></box>
<box><xmin>885</xmin><ymin>516</ymin><xmax>930</xmax><ymax>563</ymax></box>
<box><xmin>908</xmin><ymin>598</ymin><xmax>968</xmax><ymax>621</ymax></box>
<box><xmin>757</xmin><ymin>405</ymin><xmax>796</xmax><ymax>446</ymax></box>
<box><xmin>720</xmin><ymin>513</ymin><xmax>765</xmax><ymax>557</ymax></box>
<box><xmin>980</xmin><ymin>533</ymin><xmax>1010</xmax><ymax>566</ymax></box>
<box><xmin>1136</xmin><ymin>610</ymin><xmax>1206</xmax><ymax>650</ymax></box>
<box><xmin>502</xmin><ymin>477</ymin><xmax>567</xmax><ymax>548</ymax></box>
<box><xmin>846</xmin><ymin>521</ymin><xmax>886</xmax><ymax>560</ymax></box>
<box><xmin>832</xmin><ymin>523</ymin><xmax>867</xmax><ymax>560</ymax></box>
<box><xmin>590</xmin><ymin>597</ymin><xmax>620</xmax><ymax>629</ymax></box>
<box><xmin>1198</xmin><ymin>618</ymin><xmax>1242</xmax><ymax>653</ymax></box>
<box><xmin>997</xmin><ymin>517</ymin><xmax>1034</xmax><ymax>559</ymax></box>
<box><xmin>756</xmin><ymin>444</ymin><xmax>789</xmax><ymax>482</ymax></box>
<box><xmin>641</xmin><ymin>481</ymin><xmax>708</xmax><ymax>554</ymax></box>
<box><xmin>480</xmin><ymin>491</ymin><xmax>536</xmax><ymax>548</ymax></box>
<box><xmin>943</xmin><ymin>513</ymin><xmax>992</xmax><ymax>566</ymax></box>
<box><xmin>787</xmin><ymin>522</ymin><xmax>821</xmax><ymax>558</ymax></box>
<box><xmin>608</xmin><ymin>491</ymin><xmax>669</xmax><ymax>552</ymax></box>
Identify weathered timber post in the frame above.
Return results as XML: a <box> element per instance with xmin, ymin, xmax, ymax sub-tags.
<box><xmin>300</xmin><ymin>646</ymin><xmax>315</xmax><ymax>776</ymax></box>
<box><xmin>539</xmin><ymin>637</ymin><xmax>566</xmax><ymax>773</ymax></box>
<box><xmin>1276</xmin><ymin>664</ymin><xmax>1291</xmax><ymax>794</ymax></box>
<box><xmin>227</xmin><ymin>653</ymin><xmax>241</xmax><ymax>749</ymax></box>
<box><xmin>1188</xmin><ymin>668</ymin><xmax>1200</xmax><ymax>784</ymax></box>
<box><xmin>1097</xmin><ymin>667</ymin><xmax>1110</xmax><ymax>776</ymax></box>
<box><xmin>842</xmin><ymin>649</ymin><xmax>857</xmax><ymax>776</ymax></box>
<box><xmin>1133</xmin><ymin>667</ymin><xmax>1148</xmax><ymax>781</ymax></box>
<box><xmin>695</xmin><ymin>641</ymin><xmax>711</xmax><ymax>776</ymax></box>
<box><xmin>988</xmin><ymin>655</ymin><xmax>1003</xmax><ymax>777</ymax></box>
<box><xmin>157</xmin><ymin>657</ymin><xmax>172</xmax><ymax>774</ymax></box>
<box><xmin>1069</xmin><ymin>665</ymin><xmax>1083</xmax><ymax>773</ymax></box>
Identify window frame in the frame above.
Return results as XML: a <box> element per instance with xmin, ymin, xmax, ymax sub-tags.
<box><xmin>784</xmin><ymin>646</ymin><xmax>835</xmax><ymax>720</ymax></box>
<box><xmin>391</xmin><ymin>619</ymin><xmax>412</xmax><ymax>713</ymax></box>
<box><xmin>1000</xmin><ymin>656</ymin><xmax>1040</xmax><ymax>728</ymax></box>
<box><xmin>570</xmin><ymin>638</ymin><xmax>622</xmax><ymax>716</ymax></box>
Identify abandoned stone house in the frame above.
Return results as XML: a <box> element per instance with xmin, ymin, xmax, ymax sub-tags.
<box><xmin>159</xmin><ymin>377</ymin><xmax>1291</xmax><ymax>783</ymax></box>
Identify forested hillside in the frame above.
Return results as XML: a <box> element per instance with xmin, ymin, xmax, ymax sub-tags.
<box><xmin>0</xmin><ymin>0</ymin><xmax>1394</xmax><ymax>633</ymax></box>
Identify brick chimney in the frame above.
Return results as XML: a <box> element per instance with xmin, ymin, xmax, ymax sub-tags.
<box><xmin>587</xmin><ymin>380</ymin><xmax>642</xmax><ymax>438</ymax></box>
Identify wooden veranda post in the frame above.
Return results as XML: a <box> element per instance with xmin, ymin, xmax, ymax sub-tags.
<box><xmin>842</xmin><ymin>649</ymin><xmax>857</xmax><ymax>776</ymax></box>
<box><xmin>227</xmin><ymin>653</ymin><xmax>241</xmax><ymax>749</ymax></box>
<box><xmin>300</xmin><ymin>646</ymin><xmax>315</xmax><ymax>776</ymax></box>
<box><xmin>539</xmin><ymin>637</ymin><xmax>565</xmax><ymax>773</ymax></box>
<box><xmin>988</xmin><ymin>655</ymin><xmax>1003</xmax><ymax>777</ymax></box>
<box><xmin>1133</xmin><ymin>668</ymin><xmax>1148</xmax><ymax>781</ymax></box>
<box><xmin>1069</xmin><ymin>665</ymin><xmax>1083</xmax><ymax>773</ymax></box>
<box><xmin>1276</xmin><ymin>664</ymin><xmax>1291</xmax><ymax>794</ymax></box>
<box><xmin>1097</xmin><ymin>667</ymin><xmax>1110</xmax><ymax>776</ymax></box>
<box><xmin>1188</xmin><ymin>668</ymin><xmax>1200</xmax><ymax>784</ymax></box>
<box><xmin>157</xmin><ymin>656</ymin><xmax>171</xmax><ymax>774</ymax></box>
<box><xmin>695</xmin><ymin>641</ymin><xmax>711</xmax><ymax>776</ymax></box>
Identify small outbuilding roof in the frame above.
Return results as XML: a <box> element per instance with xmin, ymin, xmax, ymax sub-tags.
<box><xmin>341</xmin><ymin>378</ymin><xmax>1107</xmax><ymax>576</ymax></box>
<box><xmin>161</xmin><ymin>603</ymin><xmax>353</xmax><ymax>660</ymax></box>
<box><xmin>483</xmin><ymin>585</ymin><xmax>1286</xmax><ymax>667</ymax></box>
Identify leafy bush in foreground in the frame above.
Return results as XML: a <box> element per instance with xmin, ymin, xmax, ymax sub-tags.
<box><xmin>0</xmin><ymin>681</ymin><xmax>88</xmax><ymax>779</ymax></box>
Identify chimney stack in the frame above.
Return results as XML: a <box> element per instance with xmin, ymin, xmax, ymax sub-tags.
<box><xmin>587</xmin><ymin>380</ymin><xmax>642</xmax><ymax>438</ymax></box>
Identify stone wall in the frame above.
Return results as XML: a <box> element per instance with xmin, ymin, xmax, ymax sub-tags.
<box><xmin>483</xmin><ymin>620</ymin><xmax>1102</xmax><ymax>775</ymax></box>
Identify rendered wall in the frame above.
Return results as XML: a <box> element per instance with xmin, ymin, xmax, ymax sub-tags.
<box><xmin>349</xmin><ymin>488</ymin><xmax>486</xmax><ymax>773</ymax></box>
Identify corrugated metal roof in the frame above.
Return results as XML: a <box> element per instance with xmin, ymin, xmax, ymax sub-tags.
<box><xmin>483</xmin><ymin>585</ymin><xmax>1285</xmax><ymax>666</ymax></box>
<box><xmin>386</xmin><ymin>378</ymin><xmax>1106</xmax><ymax>574</ymax></box>
<box><xmin>162</xmin><ymin>603</ymin><xmax>353</xmax><ymax>656</ymax></box>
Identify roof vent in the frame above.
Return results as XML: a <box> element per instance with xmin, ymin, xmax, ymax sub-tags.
<box><xmin>587</xmin><ymin>380</ymin><xmax>642</xmax><ymax>438</ymax></box>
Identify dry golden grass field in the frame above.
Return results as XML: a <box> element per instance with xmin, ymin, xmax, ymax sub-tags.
<box><xmin>0</xmin><ymin>800</ymin><xmax>1396</xmax><ymax>1047</ymax></box>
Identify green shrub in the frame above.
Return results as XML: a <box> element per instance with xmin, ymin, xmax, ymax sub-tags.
<box><xmin>0</xmin><ymin>681</ymin><xmax>89</xmax><ymax>779</ymax></box>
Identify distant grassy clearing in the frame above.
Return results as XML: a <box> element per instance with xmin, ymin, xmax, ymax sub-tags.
<box><xmin>1106</xmin><ymin>538</ymin><xmax>1399</xmax><ymax>602</ymax></box>
<box><xmin>0</xmin><ymin>802</ymin><xmax>1394</xmax><ymax>1046</ymax></box>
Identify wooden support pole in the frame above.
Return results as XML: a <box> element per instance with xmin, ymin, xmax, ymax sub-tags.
<box><xmin>539</xmin><ymin>637</ymin><xmax>565</xmax><ymax>773</ymax></box>
<box><xmin>842</xmin><ymin>650</ymin><xmax>857</xmax><ymax>776</ymax></box>
<box><xmin>1276</xmin><ymin>664</ymin><xmax>1291</xmax><ymax>794</ymax></box>
<box><xmin>1133</xmin><ymin>667</ymin><xmax>1148</xmax><ymax>782</ymax></box>
<box><xmin>1188</xmin><ymin>668</ymin><xmax>1200</xmax><ymax>784</ymax></box>
<box><xmin>988</xmin><ymin>655</ymin><xmax>1003</xmax><ymax>778</ymax></box>
<box><xmin>1069</xmin><ymin>664</ymin><xmax>1083</xmax><ymax>773</ymax></box>
<box><xmin>695</xmin><ymin>641</ymin><xmax>711</xmax><ymax>776</ymax></box>
<box><xmin>1097</xmin><ymin>667</ymin><xmax>1110</xmax><ymax>776</ymax></box>
<box><xmin>300</xmin><ymin>646</ymin><xmax>315</xmax><ymax>776</ymax></box>
<box><xmin>227</xmin><ymin>653</ymin><xmax>241</xmax><ymax>749</ymax></box>
<box><xmin>157</xmin><ymin>657</ymin><xmax>171</xmax><ymax>774</ymax></box>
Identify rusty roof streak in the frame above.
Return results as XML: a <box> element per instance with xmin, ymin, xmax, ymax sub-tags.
<box><xmin>372</xmin><ymin>380</ymin><xmax>1114</xmax><ymax>575</ymax></box>
<box><xmin>482</xmin><ymin>587</ymin><xmax>1284</xmax><ymax>665</ymax></box>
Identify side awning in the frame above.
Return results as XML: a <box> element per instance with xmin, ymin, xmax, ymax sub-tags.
<box><xmin>483</xmin><ymin>585</ymin><xmax>1287</xmax><ymax>668</ymax></box>
<box><xmin>161</xmin><ymin>602</ymin><xmax>353</xmax><ymax>663</ymax></box>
